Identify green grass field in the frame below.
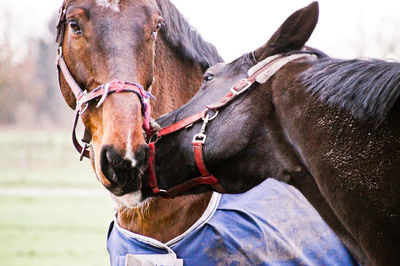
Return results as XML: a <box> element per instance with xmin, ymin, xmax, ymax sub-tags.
<box><xmin>0</xmin><ymin>129</ymin><xmax>115</xmax><ymax>266</ymax></box>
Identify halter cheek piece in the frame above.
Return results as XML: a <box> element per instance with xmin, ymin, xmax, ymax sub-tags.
<box><xmin>56</xmin><ymin>5</ymin><xmax>153</xmax><ymax>160</ymax></box>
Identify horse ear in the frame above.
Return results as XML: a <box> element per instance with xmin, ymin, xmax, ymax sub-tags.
<box><xmin>254</xmin><ymin>1</ymin><xmax>319</xmax><ymax>61</ymax></box>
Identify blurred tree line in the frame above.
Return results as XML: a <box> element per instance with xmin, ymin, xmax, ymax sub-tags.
<box><xmin>354</xmin><ymin>17</ymin><xmax>400</xmax><ymax>60</ymax></box>
<box><xmin>0</xmin><ymin>13</ymin><xmax>70</xmax><ymax>128</ymax></box>
<box><xmin>0</xmin><ymin>8</ymin><xmax>399</xmax><ymax>128</ymax></box>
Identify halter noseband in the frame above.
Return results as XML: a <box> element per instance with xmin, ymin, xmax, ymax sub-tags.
<box><xmin>147</xmin><ymin>53</ymin><xmax>314</xmax><ymax>198</ymax></box>
<box><xmin>56</xmin><ymin>5</ymin><xmax>153</xmax><ymax>160</ymax></box>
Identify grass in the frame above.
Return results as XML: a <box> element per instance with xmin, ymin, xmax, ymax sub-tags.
<box><xmin>0</xmin><ymin>128</ymin><xmax>116</xmax><ymax>266</ymax></box>
<box><xmin>0</xmin><ymin>196</ymin><xmax>114</xmax><ymax>266</ymax></box>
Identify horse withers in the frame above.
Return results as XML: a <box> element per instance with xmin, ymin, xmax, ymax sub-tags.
<box><xmin>146</xmin><ymin>2</ymin><xmax>400</xmax><ymax>265</ymax></box>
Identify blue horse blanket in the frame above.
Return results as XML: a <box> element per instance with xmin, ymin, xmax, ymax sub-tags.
<box><xmin>107</xmin><ymin>179</ymin><xmax>357</xmax><ymax>265</ymax></box>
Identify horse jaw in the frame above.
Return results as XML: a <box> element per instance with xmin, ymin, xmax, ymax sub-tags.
<box><xmin>111</xmin><ymin>191</ymin><xmax>147</xmax><ymax>209</ymax></box>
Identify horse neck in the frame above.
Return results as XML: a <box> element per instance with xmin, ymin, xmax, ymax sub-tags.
<box><xmin>118</xmin><ymin>192</ymin><xmax>212</xmax><ymax>243</ymax></box>
<box><xmin>150</xmin><ymin>38</ymin><xmax>203</xmax><ymax>115</ymax></box>
<box><xmin>118</xmin><ymin>38</ymin><xmax>212</xmax><ymax>243</ymax></box>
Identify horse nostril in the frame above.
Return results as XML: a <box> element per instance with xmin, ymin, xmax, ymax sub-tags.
<box><xmin>105</xmin><ymin>147</ymin><xmax>124</xmax><ymax>168</ymax></box>
<box><xmin>100</xmin><ymin>145</ymin><xmax>118</xmax><ymax>182</ymax></box>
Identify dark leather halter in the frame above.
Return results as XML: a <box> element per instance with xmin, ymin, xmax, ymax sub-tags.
<box><xmin>56</xmin><ymin>5</ymin><xmax>153</xmax><ymax>160</ymax></box>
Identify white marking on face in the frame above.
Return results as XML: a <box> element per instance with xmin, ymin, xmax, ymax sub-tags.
<box><xmin>125</xmin><ymin>129</ymin><xmax>137</xmax><ymax>168</ymax></box>
<box><xmin>96</xmin><ymin>0</ymin><xmax>120</xmax><ymax>12</ymax></box>
<box><xmin>111</xmin><ymin>191</ymin><xmax>144</xmax><ymax>208</ymax></box>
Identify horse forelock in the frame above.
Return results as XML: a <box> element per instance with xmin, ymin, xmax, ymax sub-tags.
<box><xmin>300</xmin><ymin>58</ymin><xmax>400</xmax><ymax>124</ymax></box>
<box><xmin>156</xmin><ymin>0</ymin><xmax>223</xmax><ymax>70</ymax></box>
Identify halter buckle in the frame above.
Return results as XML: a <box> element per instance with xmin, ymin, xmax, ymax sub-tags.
<box><xmin>79</xmin><ymin>143</ymin><xmax>90</xmax><ymax>161</ymax></box>
<box><xmin>231</xmin><ymin>79</ymin><xmax>252</xmax><ymax>96</ymax></box>
<box><xmin>96</xmin><ymin>83</ymin><xmax>111</xmax><ymax>108</ymax></box>
<box><xmin>77</xmin><ymin>90</ymin><xmax>89</xmax><ymax>114</ymax></box>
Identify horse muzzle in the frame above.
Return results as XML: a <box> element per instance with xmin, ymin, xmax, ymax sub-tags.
<box><xmin>100</xmin><ymin>144</ymin><xmax>149</xmax><ymax>196</ymax></box>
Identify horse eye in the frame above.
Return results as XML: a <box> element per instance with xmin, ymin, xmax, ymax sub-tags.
<box><xmin>203</xmin><ymin>73</ymin><xmax>214</xmax><ymax>82</ymax></box>
<box><xmin>68</xmin><ymin>20</ymin><xmax>82</xmax><ymax>34</ymax></box>
<box><xmin>155</xmin><ymin>22</ymin><xmax>162</xmax><ymax>31</ymax></box>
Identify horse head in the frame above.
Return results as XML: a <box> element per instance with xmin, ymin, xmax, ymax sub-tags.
<box><xmin>151</xmin><ymin>1</ymin><xmax>319</xmax><ymax>194</ymax></box>
<box><xmin>57</xmin><ymin>0</ymin><xmax>165</xmax><ymax>201</ymax></box>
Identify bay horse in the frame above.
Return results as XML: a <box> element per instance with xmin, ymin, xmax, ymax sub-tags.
<box><xmin>56</xmin><ymin>0</ymin><xmax>222</xmax><ymax>244</ymax></box>
<box><xmin>144</xmin><ymin>2</ymin><xmax>400</xmax><ymax>265</ymax></box>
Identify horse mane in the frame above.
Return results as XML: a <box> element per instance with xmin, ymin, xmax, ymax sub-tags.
<box><xmin>300</xmin><ymin>57</ymin><xmax>400</xmax><ymax>124</ymax></box>
<box><xmin>156</xmin><ymin>0</ymin><xmax>223</xmax><ymax>70</ymax></box>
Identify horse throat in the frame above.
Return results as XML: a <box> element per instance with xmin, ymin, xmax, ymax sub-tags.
<box><xmin>117</xmin><ymin>192</ymin><xmax>212</xmax><ymax>243</ymax></box>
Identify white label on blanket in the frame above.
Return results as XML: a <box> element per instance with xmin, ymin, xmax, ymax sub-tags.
<box><xmin>125</xmin><ymin>254</ymin><xmax>183</xmax><ymax>266</ymax></box>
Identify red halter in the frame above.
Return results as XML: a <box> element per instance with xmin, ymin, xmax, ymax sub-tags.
<box><xmin>147</xmin><ymin>109</ymin><xmax>226</xmax><ymax>198</ymax></box>
<box><xmin>70</xmin><ymin>79</ymin><xmax>153</xmax><ymax>160</ymax></box>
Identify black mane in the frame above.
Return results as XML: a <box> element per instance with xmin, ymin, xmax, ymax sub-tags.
<box><xmin>301</xmin><ymin>58</ymin><xmax>400</xmax><ymax>124</ymax></box>
<box><xmin>156</xmin><ymin>0</ymin><xmax>223</xmax><ymax>70</ymax></box>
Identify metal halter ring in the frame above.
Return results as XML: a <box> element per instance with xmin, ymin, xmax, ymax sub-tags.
<box><xmin>205</xmin><ymin>110</ymin><xmax>219</xmax><ymax>121</ymax></box>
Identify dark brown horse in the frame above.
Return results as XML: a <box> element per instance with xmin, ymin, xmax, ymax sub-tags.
<box><xmin>56</xmin><ymin>0</ymin><xmax>222</xmax><ymax>243</ymax></box>
<box><xmin>143</xmin><ymin>2</ymin><xmax>400</xmax><ymax>265</ymax></box>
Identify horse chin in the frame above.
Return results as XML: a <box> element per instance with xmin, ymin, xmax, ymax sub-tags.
<box><xmin>110</xmin><ymin>190</ymin><xmax>146</xmax><ymax>209</ymax></box>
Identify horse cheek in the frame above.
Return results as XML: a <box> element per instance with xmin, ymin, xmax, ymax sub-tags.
<box><xmin>58</xmin><ymin>70</ymin><xmax>77</xmax><ymax>109</ymax></box>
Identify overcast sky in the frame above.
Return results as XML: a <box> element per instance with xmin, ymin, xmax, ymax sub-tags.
<box><xmin>1</xmin><ymin>0</ymin><xmax>399</xmax><ymax>61</ymax></box>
